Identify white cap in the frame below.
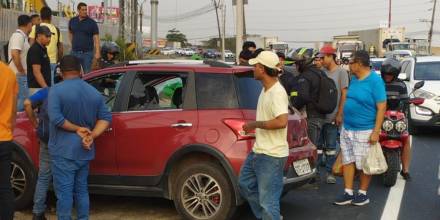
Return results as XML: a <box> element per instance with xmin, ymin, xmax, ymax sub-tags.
<box><xmin>248</xmin><ymin>51</ymin><xmax>280</xmax><ymax>70</ymax></box>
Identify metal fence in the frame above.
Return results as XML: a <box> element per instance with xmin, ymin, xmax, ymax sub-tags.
<box><xmin>0</xmin><ymin>8</ymin><xmax>119</xmax><ymax>60</ymax></box>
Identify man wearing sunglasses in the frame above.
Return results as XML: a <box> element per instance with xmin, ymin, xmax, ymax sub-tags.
<box><xmin>334</xmin><ymin>50</ymin><xmax>386</xmax><ymax>206</ymax></box>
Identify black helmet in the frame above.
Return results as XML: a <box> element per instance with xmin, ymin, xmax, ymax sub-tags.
<box><xmin>101</xmin><ymin>42</ymin><xmax>120</xmax><ymax>56</ymax></box>
<box><xmin>380</xmin><ymin>58</ymin><xmax>401</xmax><ymax>80</ymax></box>
<box><xmin>289</xmin><ymin>47</ymin><xmax>315</xmax><ymax>73</ymax></box>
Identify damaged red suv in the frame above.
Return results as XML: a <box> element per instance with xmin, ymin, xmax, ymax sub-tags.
<box><xmin>12</xmin><ymin>60</ymin><xmax>316</xmax><ymax>220</ymax></box>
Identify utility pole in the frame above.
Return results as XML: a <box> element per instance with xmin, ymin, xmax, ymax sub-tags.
<box><xmin>221</xmin><ymin>1</ymin><xmax>226</xmax><ymax>61</ymax></box>
<box><xmin>213</xmin><ymin>0</ymin><xmax>224</xmax><ymax>60</ymax></box>
<box><xmin>131</xmin><ymin>0</ymin><xmax>138</xmax><ymax>43</ymax></box>
<box><xmin>118</xmin><ymin>0</ymin><xmax>125</xmax><ymax>39</ymax></box>
<box><xmin>150</xmin><ymin>0</ymin><xmax>159</xmax><ymax>49</ymax></box>
<box><xmin>235</xmin><ymin>0</ymin><xmax>244</xmax><ymax>64</ymax></box>
<box><xmin>388</xmin><ymin>0</ymin><xmax>392</xmax><ymax>28</ymax></box>
<box><xmin>429</xmin><ymin>0</ymin><xmax>437</xmax><ymax>54</ymax></box>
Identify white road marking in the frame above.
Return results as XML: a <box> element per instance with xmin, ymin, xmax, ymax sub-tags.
<box><xmin>380</xmin><ymin>136</ymin><xmax>411</xmax><ymax>220</ymax></box>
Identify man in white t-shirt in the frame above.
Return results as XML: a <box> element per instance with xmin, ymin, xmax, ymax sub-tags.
<box><xmin>239</xmin><ymin>51</ymin><xmax>289</xmax><ymax>220</ymax></box>
<box><xmin>8</xmin><ymin>15</ymin><xmax>32</xmax><ymax>111</ymax></box>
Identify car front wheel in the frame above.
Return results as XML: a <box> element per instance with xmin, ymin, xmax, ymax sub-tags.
<box><xmin>173</xmin><ymin>162</ymin><xmax>235</xmax><ymax>220</ymax></box>
<box><xmin>11</xmin><ymin>152</ymin><xmax>36</xmax><ymax>210</ymax></box>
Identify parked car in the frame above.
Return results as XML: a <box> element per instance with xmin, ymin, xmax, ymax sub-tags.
<box><xmin>371</xmin><ymin>58</ymin><xmax>385</xmax><ymax>75</ymax></box>
<box><xmin>204</xmin><ymin>49</ymin><xmax>218</xmax><ymax>59</ymax></box>
<box><xmin>161</xmin><ymin>48</ymin><xmax>176</xmax><ymax>56</ymax></box>
<box><xmin>183</xmin><ymin>48</ymin><xmax>196</xmax><ymax>56</ymax></box>
<box><xmin>224</xmin><ymin>50</ymin><xmax>235</xmax><ymax>59</ymax></box>
<box><xmin>12</xmin><ymin>60</ymin><xmax>317</xmax><ymax>220</ymax></box>
<box><xmin>399</xmin><ymin>56</ymin><xmax>440</xmax><ymax>134</ymax></box>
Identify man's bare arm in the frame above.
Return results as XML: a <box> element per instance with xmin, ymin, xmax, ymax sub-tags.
<box><xmin>32</xmin><ymin>64</ymin><xmax>48</xmax><ymax>88</ymax></box>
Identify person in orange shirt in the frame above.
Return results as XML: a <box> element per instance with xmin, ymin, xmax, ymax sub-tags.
<box><xmin>0</xmin><ymin>61</ymin><xmax>18</xmax><ymax>220</ymax></box>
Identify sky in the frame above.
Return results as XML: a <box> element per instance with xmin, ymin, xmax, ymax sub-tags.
<box><xmin>46</xmin><ymin>0</ymin><xmax>440</xmax><ymax>47</ymax></box>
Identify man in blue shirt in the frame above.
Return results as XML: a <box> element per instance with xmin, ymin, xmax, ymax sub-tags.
<box><xmin>334</xmin><ymin>51</ymin><xmax>386</xmax><ymax>206</ymax></box>
<box><xmin>68</xmin><ymin>2</ymin><xmax>101</xmax><ymax>74</ymax></box>
<box><xmin>48</xmin><ymin>55</ymin><xmax>111</xmax><ymax>220</ymax></box>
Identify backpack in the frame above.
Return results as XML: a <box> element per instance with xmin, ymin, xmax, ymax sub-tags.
<box><xmin>311</xmin><ymin>68</ymin><xmax>338</xmax><ymax>114</ymax></box>
<box><xmin>36</xmin><ymin>98</ymin><xmax>50</xmax><ymax>143</ymax></box>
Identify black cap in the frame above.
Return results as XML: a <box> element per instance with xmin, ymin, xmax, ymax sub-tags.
<box><xmin>59</xmin><ymin>55</ymin><xmax>81</xmax><ymax>72</ymax></box>
<box><xmin>36</xmin><ymin>25</ymin><xmax>52</xmax><ymax>37</ymax></box>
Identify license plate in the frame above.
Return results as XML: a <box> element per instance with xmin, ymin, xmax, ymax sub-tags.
<box><xmin>293</xmin><ymin>159</ymin><xmax>312</xmax><ymax>176</ymax></box>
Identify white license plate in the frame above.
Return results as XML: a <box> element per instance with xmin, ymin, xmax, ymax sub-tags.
<box><xmin>293</xmin><ymin>159</ymin><xmax>312</xmax><ymax>176</ymax></box>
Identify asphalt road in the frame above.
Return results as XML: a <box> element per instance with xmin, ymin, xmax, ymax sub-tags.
<box><xmin>16</xmin><ymin>129</ymin><xmax>440</xmax><ymax>220</ymax></box>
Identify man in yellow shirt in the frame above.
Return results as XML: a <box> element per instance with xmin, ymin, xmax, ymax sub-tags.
<box><xmin>29</xmin><ymin>6</ymin><xmax>63</xmax><ymax>85</ymax></box>
<box><xmin>0</xmin><ymin>61</ymin><xmax>18</xmax><ymax>220</ymax></box>
<box><xmin>239</xmin><ymin>51</ymin><xmax>289</xmax><ymax>220</ymax></box>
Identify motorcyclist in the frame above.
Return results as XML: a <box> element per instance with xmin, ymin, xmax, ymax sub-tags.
<box><xmin>289</xmin><ymin>48</ymin><xmax>326</xmax><ymax>149</ymax></box>
<box><xmin>381</xmin><ymin>58</ymin><xmax>411</xmax><ymax>181</ymax></box>
<box><xmin>99</xmin><ymin>42</ymin><xmax>120</xmax><ymax>69</ymax></box>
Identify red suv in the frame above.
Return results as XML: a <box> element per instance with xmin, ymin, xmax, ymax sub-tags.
<box><xmin>12</xmin><ymin>60</ymin><xmax>316</xmax><ymax>220</ymax></box>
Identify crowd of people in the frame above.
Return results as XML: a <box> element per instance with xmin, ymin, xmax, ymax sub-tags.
<box><xmin>0</xmin><ymin>3</ymin><xmax>112</xmax><ymax>220</ymax></box>
<box><xmin>238</xmin><ymin>42</ymin><xmax>412</xmax><ymax>219</ymax></box>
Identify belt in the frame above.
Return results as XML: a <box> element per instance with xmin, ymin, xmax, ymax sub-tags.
<box><xmin>73</xmin><ymin>50</ymin><xmax>93</xmax><ymax>53</ymax></box>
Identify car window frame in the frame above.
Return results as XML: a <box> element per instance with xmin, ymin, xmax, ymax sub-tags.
<box><xmin>86</xmin><ymin>71</ymin><xmax>128</xmax><ymax>112</ymax></box>
<box><xmin>119</xmin><ymin>70</ymin><xmax>196</xmax><ymax>112</ymax></box>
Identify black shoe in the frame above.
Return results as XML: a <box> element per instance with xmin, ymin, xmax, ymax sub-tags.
<box><xmin>32</xmin><ymin>213</ymin><xmax>47</xmax><ymax>220</ymax></box>
<box><xmin>400</xmin><ymin>171</ymin><xmax>411</xmax><ymax>181</ymax></box>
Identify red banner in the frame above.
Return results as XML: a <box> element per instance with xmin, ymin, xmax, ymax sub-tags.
<box><xmin>88</xmin><ymin>6</ymin><xmax>120</xmax><ymax>23</ymax></box>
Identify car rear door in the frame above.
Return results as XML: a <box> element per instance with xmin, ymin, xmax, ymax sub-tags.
<box><xmin>113</xmin><ymin>69</ymin><xmax>198</xmax><ymax>186</ymax></box>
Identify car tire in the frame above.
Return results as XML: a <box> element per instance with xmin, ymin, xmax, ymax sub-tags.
<box><xmin>173</xmin><ymin>162</ymin><xmax>235</xmax><ymax>220</ymax></box>
<box><xmin>11</xmin><ymin>151</ymin><xmax>36</xmax><ymax>210</ymax></box>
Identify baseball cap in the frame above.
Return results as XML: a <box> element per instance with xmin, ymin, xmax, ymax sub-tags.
<box><xmin>319</xmin><ymin>45</ymin><xmax>336</xmax><ymax>55</ymax></box>
<box><xmin>36</xmin><ymin>25</ymin><xmax>52</xmax><ymax>37</ymax></box>
<box><xmin>248</xmin><ymin>51</ymin><xmax>280</xmax><ymax>69</ymax></box>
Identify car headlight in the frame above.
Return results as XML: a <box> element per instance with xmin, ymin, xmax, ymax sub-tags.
<box><xmin>382</xmin><ymin>120</ymin><xmax>394</xmax><ymax>132</ymax></box>
<box><xmin>395</xmin><ymin>120</ymin><xmax>407</xmax><ymax>133</ymax></box>
<box><xmin>415</xmin><ymin>106</ymin><xmax>433</xmax><ymax>116</ymax></box>
<box><xmin>413</xmin><ymin>89</ymin><xmax>436</xmax><ymax>100</ymax></box>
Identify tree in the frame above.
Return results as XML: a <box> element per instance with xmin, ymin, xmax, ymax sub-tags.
<box><xmin>166</xmin><ymin>28</ymin><xmax>188</xmax><ymax>47</ymax></box>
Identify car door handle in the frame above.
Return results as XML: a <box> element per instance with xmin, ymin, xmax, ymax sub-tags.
<box><xmin>106</xmin><ymin>127</ymin><xmax>113</xmax><ymax>132</ymax></box>
<box><xmin>171</xmin><ymin>123</ymin><xmax>193</xmax><ymax>128</ymax></box>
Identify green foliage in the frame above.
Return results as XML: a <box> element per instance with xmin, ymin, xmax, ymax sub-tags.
<box><xmin>166</xmin><ymin>28</ymin><xmax>188</xmax><ymax>47</ymax></box>
<box><xmin>102</xmin><ymin>33</ymin><xmax>113</xmax><ymax>42</ymax></box>
<box><xmin>115</xmin><ymin>37</ymin><xmax>137</xmax><ymax>61</ymax></box>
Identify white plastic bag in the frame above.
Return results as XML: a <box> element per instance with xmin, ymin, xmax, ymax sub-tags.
<box><xmin>362</xmin><ymin>142</ymin><xmax>388</xmax><ymax>175</ymax></box>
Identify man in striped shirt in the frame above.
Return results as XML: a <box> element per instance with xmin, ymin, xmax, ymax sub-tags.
<box><xmin>381</xmin><ymin>58</ymin><xmax>411</xmax><ymax>181</ymax></box>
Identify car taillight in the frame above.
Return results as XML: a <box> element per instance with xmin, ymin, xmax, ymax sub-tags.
<box><xmin>223</xmin><ymin>119</ymin><xmax>255</xmax><ymax>140</ymax></box>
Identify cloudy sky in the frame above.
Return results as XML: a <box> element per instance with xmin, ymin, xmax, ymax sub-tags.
<box><xmin>46</xmin><ymin>0</ymin><xmax>440</xmax><ymax>47</ymax></box>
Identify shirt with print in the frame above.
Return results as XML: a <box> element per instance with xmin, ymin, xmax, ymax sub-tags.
<box><xmin>0</xmin><ymin>62</ymin><xmax>18</xmax><ymax>141</ymax></box>
<box><xmin>68</xmin><ymin>16</ymin><xmax>99</xmax><ymax>52</ymax></box>
<box><xmin>29</xmin><ymin>23</ymin><xmax>63</xmax><ymax>63</ymax></box>
<box><xmin>253</xmin><ymin>81</ymin><xmax>289</xmax><ymax>158</ymax></box>
<box><xmin>324</xmin><ymin>67</ymin><xmax>350</xmax><ymax>123</ymax></box>
<box><xmin>8</xmin><ymin>29</ymin><xmax>30</xmax><ymax>74</ymax></box>
<box><xmin>27</xmin><ymin>42</ymin><xmax>51</xmax><ymax>88</ymax></box>
<box><xmin>48</xmin><ymin>78</ymin><xmax>111</xmax><ymax>160</ymax></box>
<box><xmin>343</xmin><ymin>71</ymin><xmax>386</xmax><ymax>131</ymax></box>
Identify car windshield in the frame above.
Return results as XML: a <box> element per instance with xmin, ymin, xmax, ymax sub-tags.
<box><xmin>415</xmin><ymin>62</ymin><xmax>440</xmax><ymax>80</ymax></box>
<box><xmin>234</xmin><ymin>72</ymin><xmax>262</xmax><ymax>109</ymax></box>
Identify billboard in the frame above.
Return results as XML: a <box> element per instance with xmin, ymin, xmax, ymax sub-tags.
<box><xmin>88</xmin><ymin>5</ymin><xmax>120</xmax><ymax>24</ymax></box>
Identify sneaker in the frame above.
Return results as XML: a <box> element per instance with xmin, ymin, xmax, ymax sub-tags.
<box><xmin>352</xmin><ymin>193</ymin><xmax>370</xmax><ymax>206</ymax></box>
<box><xmin>334</xmin><ymin>193</ymin><xmax>355</xmax><ymax>205</ymax></box>
<box><xmin>400</xmin><ymin>171</ymin><xmax>411</xmax><ymax>181</ymax></box>
<box><xmin>326</xmin><ymin>173</ymin><xmax>337</xmax><ymax>184</ymax></box>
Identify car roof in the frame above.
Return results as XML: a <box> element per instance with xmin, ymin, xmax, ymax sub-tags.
<box><xmin>412</xmin><ymin>56</ymin><xmax>440</xmax><ymax>63</ymax></box>
<box><xmin>84</xmin><ymin>60</ymin><xmax>253</xmax><ymax>80</ymax></box>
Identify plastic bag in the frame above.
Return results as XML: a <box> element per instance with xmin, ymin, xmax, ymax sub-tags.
<box><xmin>332</xmin><ymin>151</ymin><xmax>343</xmax><ymax>177</ymax></box>
<box><xmin>362</xmin><ymin>142</ymin><xmax>388</xmax><ymax>175</ymax></box>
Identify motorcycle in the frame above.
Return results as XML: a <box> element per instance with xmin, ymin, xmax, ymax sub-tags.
<box><xmin>379</xmin><ymin>80</ymin><xmax>425</xmax><ymax>187</ymax></box>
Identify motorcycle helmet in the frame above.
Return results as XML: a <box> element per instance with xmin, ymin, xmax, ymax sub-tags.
<box><xmin>380</xmin><ymin>57</ymin><xmax>401</xmax><ymax>80</ymax></box>
<box><xmin>101</xmin><ymin>42</ymin><xmax>120</xmax><ymax>60</ymax></box>
<box><xmin>289</xmin><ymin>47</ymin><xmax>315</xmax><ymax>73</ymax></box>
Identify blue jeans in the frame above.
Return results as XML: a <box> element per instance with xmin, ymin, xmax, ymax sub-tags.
<box><xmin>318</xmin><ymin>123</ymin><xmax>339</xmax><ymax>173</ymax></box>
<box><xmin>16</xmin><ymin>74</ymin><xmax>29</xmax><ymax>111</ymax></box>
<box><xmin>50</xmin><ymin>63</ymin><xmax>57</xmax><ymax>86</ymax></box>
<box><xmin>51</xmin><ymin>156</ymin><xmax>90</xmax><ymax>220</ymax></box>
<box><xmin>239</xmin><ymin>152</ymin><xmax>287</xmax><ymax>220</ymax></box>
<box><xmin>32</xmin><ymin>141</ymin><xmax>52</xmax><ymax>215</ymax></box>
<box><xmin>71</xmin><ymin>51</ymin><xmax>93</xmax><ymax>74</ymax></box>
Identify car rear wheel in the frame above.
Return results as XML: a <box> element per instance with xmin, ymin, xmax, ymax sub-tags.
<box><xmin>11</xmin><ymin>152</ymin><xmax>36</xmax><ymax>210</ymax></box>
<box><xmin>173</xmin><ymin>162</ymin><xmax>235</xmax><ymax>220</ymax></box>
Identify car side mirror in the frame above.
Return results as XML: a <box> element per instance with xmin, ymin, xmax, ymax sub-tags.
<box><xmin>413</xmin><ymin>81</ymin><xmax>425</xmax><ymax>90</ymax></box>
<box><xmin>398</xmin><ymin>73</ymin><xmax>408</xmax><ymax>81</ymax></box>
